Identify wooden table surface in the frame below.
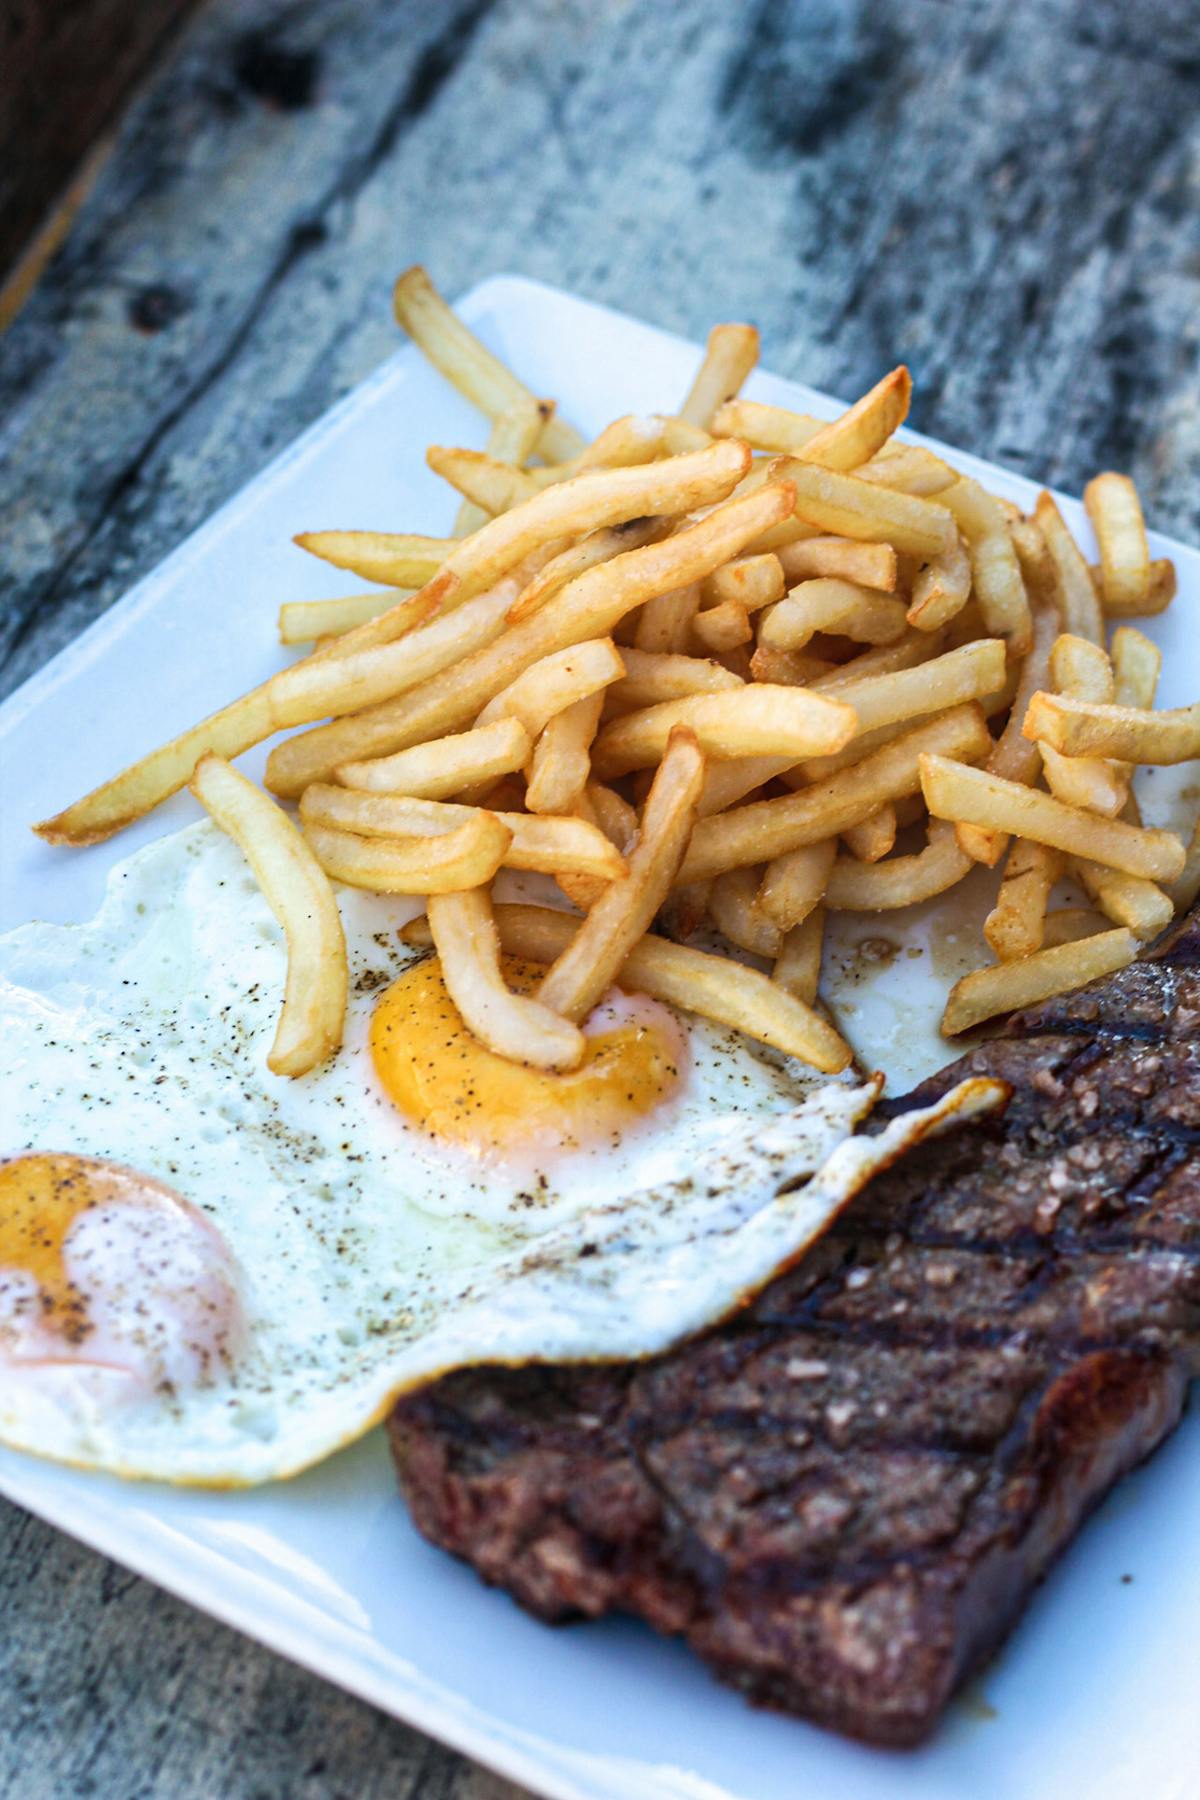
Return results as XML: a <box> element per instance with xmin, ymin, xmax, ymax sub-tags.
<box><xmin>1</xmin><ymin>1</ymin><xmax>1198</xmax><ymax>1794</ymax></box>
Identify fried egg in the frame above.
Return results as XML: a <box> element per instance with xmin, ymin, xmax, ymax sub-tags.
<box><xmin>0</xmin><ymin>823</ymin><xmax>1000</xmax><ymax>1484</ymax></box>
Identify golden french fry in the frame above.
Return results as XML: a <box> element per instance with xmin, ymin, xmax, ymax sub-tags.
<box><xmin>476</xmin><ymin>637</ymin><xmax>625</xmax><ymax>735</ymax></box>
<box><xmin>812</xmin><ymin>630</ymin><xmax>948</xmax><ymax>690</ymax></box>
<box><xmin>392</xmin><ymin>265</ymin><xmax>583</xmax><ymax>462</ymax></box>
<box><xmin>788</xmin><ymin>367</ymin><xmax>912</xmax><ymax>473</ymax></box>
<box><xmin>538</xmin><ymin>729</ymin><xmax>706</xmax><ymax>1021</ymax></box>
<box><xmin>1041</xmin><ymin>907</ymin><xmax>1108</xmax><ymax>948</ymax></box>
<box><xmin>506</xmin><ymin>518</ymin><xmax>667</xmax><ymax>623</ymax></box>
<box><xmin>907</xmin><ymin>534</ymin><xmax>972</xmax><ymax>631</ymax></box>
<box><xmin>855</xmin><ymin>443</ymin><xmax>957</xmax><ymax>497</ymax></box>
<box><xmin>581</xmin><ymin>781</ymin><xmax>638</xmax><ymax>852</ymax></box>
<box><xmin>304</xmin><ymin>812</ymin><xmax>511</xmax><ymax>893</ymax></box>
<box><xmin>1166</xmin><ymin>812</ymin><xmax>1200</xmax><ymax>913</ymax></box>
<box><xmin>824</xmin><ymin>817</ymin><xmax>971</xmax><ymax>911</ymax></box>
<box><xmin>1072</xmin><ymin>859</ymin><xmax>1173</xmax><ymax>940</ymax></box>
<box><xmin>592</xmin><ymin>685</ymin><xmax>856</xmax><ymax>779</ymax></box>
<box><xmin>777</xmin><ymin>536</ymin><xmax>898</xmax><ymax>592</ymax></box>
<box><xmin>920</xmin><ymin>754</ymin><xmax>1185</xmax><ymax>881</ymax></box>
<box><xmin>189</xmin><ymin>755</ymin><xmax>347</xmax><ymax>1077</ymax></box>
<box><xmin>680</xmin><ymin>704</ymin><xmax>992</xmax><ymax>883</ymax></box>
<box><xmin>1111</xmin><ymin>625</ymin><xmax>1162</xmax><ymax>710</ymax></box>
<box><xmin>278</xmin><ymin>590</ymin><xmax>419</xmax><ymax>645</ymax></box>
<box><xmin>300</xmin><ymin>787</ymin><xmax>627</xmax><ymax>882</ymax></box>
<box><xmin>955</xmin><ymin>595</ymin><xmax>1059</xmax><ymax>867</ymax></box>
<box><xmin>605</xmin><ymin>646</ymin><xmax>743</xmax><ymax>712</ymax></box>
<box><xmin>1009</xmin><ymin>515</ymin><xmax>1053</xmax><ymax>595</ymax></box>
<box><xmin>1023</xmin><ymin>694</ymin><xmax>1200</xmax><ymax>765</ymax></box>
<box><xmin>293</xmin><ymin>530</ymin><xmax>453</xmax><ymax>587</ymax></box>
<box><xmin>1084</xmin><ymin>472</ymin><xmax>1150</xmax><ymax>613</ymax></box>
<box><xmin>264</xmin><ymin>478</ymin><xmax>791</xmax><ymax>797</ymax></box>
<box><xmin>1093</xmin><ymin>556</ymin><xmax>1176</xmax><ymax>618</ymax></box>
<box><xmin>426</xmin><ymin>887</ymin><xmax>585</xmax><ymax>1072</ymax></box>
<box><xmin>772</xmin><ymin>907</ymin><xmax>825</xmax><ymax>1008</ymax></box>
<box><xmin>335</xmin><ymin>716</ymin><xmax>531</xmax><ymax>798</ymax></box>
<box><xmin>828</xmin><ymin>639</ymin><xmax>1007</xmax><ymax>747</ymax></box>
<box><xmin>710</xmin><ymin>399</ymin><xmax>825</xmax><ymax>453</ymax></box>
<box><xmin>748</xmin><ymin>645</ymin><xmax>839</xmax><ymax>686</ymax></box>
<box><xmin>402</xmin><ymin>901</ymin><xmax>852</xmax><ymax>1072</ymax></box>
<box><xmin>759</xmin><ymin>580</ymin><xmax>909</xmax><ymax>650</ymax></box>
<box><xmin>692</xmin><ymin>601</ymin><xmax>752</xmax><ymax>653</ymax></box>
<box><xmin>709</xmin><ymin>866</ymin><xmax>783</xmax><ymax>959</ymax></box>
<box><xmin>940</xmin><ymin>478</ymin><xmax>1032</xmax><ymax>652</ymax></box>
<box><xmin>702</xmin><ymin>552</ymin><xmax>785</xmax><ymax>612</ymax></box>
<box><xmin>430</xmin><ymin>446</ymin><xmax>539</xmax><ymax>517</ymax></box>
<box><xmin>1039</xmin><ymin>633</ymin><xmax>1124</xmax><ymax>817</ymax></box>
<box><xmin>634</xmin><ymin>582</ymin><xmax>701</xmax><ymax>653</ymax></box>
<box><xmin>1034</xmin><ymin>492</ymin><xmax>1102</xmax><ymax>644</ymax></box>
<box><xmin>525</xmin><ymin>692</ymin><xmax>604</xmax><ymax>814</ymax></box>
<box><xmin>984</xmin><ymin>840</ymin><xmax>1062</xmax><ymax>962</ymax></box>
<box><xmin>842</xmin><ymin>805</ymin><xmax>897</xmax><ymax>863</ymax></box>
<box><xmin>757</xmin><ymin>837</ymin><xmax>836</xmax><ymax>931</ymax></box>
<box><xmin>772</xmin><ymin>460</ymin><xmax>957</xmax><ymax>558</ymax></box>
<box><xmin>454</xmin><ymin>398</ymin><xmax>548</xmax><ymax>536</ymax></box>
<box><xmin>679</xmin><ymin>323</ymin><xmax>760</xmax><ymax>428</ymax></box>
<box><xmin>942</xmin><ymin>929</ymin><xmax>1137</xmax><ymax>1035</ymax></box>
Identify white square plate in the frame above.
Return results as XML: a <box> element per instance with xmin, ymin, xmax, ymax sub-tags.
<box><xmin>1</xmin><ymin>277</ymin><xmax>1197</xmax><ymax>1800</ymax></box>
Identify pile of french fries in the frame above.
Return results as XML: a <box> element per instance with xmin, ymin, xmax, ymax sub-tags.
<box><xmin>36</xmin><ymin>268</ymin><xmax>1200</xmax><ymax>1081</ymax></box>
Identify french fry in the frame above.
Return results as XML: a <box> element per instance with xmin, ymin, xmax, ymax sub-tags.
<box><xmin>506</xmin><ymin>518</ymin><xmax>667</xmax><ymax>623</ymax></box>
<box><xmin>709</xmin><ymin>866</ymin><xmax>783</xmax><ymax>959</ymax></box>
<box><xmin>402</xmin><ymin>902</ymin><xmax>852</xmax><ymax>1072</ymax></box>
<box><xmin>538</xmin><ymin>728</ymin><xmax>706</xmax><ymax>1022</ymax></box>
<box><xmin>828</xmin><ymin>640</ymin><xmax>1007</xmax><ymax>746</ymax></box>
<box><xmin>392</xmin><ymin>265</ymin><xmax>583</xmax><ymax>462</ymax></box>
<box><xmin>920</xmin><ymin>755</ymin><xmax>1185</xmax><ymax>881</ymax></box>
<box><xmin>786</xmin><ymin>367</ymin><xmax>912</xmax><ymax>473</ymax></box>
<box><xmin>679</xmin><ymin>323</ymin><xmax>760</xmax><ymax>428</ymax></box>
<box><xmin>941</xmin><ymin>478</ymin><xmax>1032</xmax><ymax>652</ymax></box>
<box><xmin>842</xmin><ymin>805</ymin><xmax>897</xmax><ymax>863</ymax></box>
<box><xmin>582</xmin><ymin>781</ymin><xmax>638</xmax><ymax>852</ymax></box>
<box><xmin>1094</xmin><ymin>556</ymin><xmax>1176</xmax><ymax>618</ymax></box>
<box><xmin>592</xmin><ymin>685</ymin><xmax>856</xmax><ymax>778</ymax></box>
<box><xmin>304</xmin><ymin>813</ymin><xmax>512</xmax><ymax>893</ymax></box>
<box><xmin>293</xmin><ymin>530</ymin><xmax>452</xmax><ymax>587</ymax></box>
<box><xmin>476</xmin><ymin>637</ymin><xmax>625</xmax><ymax>735</ymax></box>
<box><xmin>1084</xmin><ymin>472</ymin><xmax>1150</xmax><ymax>613</ymax></box>
<box><xmin>811</xmin><ymin>630</ymin><xmax>948</xmax><ymax>690</ymax></box>
<box><xmin>189</xmin><ymin>755</ymin><xmax>347</xmax><ymax>1077</ymax></box>
<box><xmin>758</xmin><ymin>580</ymin><xmax>909</xmax><ymax>650</ymax></box>
<box><xmin>777</xmin><ymin>536</ymin><xmax>898</xmax><ymax>592</ymax></box>
<box><xmin>453</xmin><ymin>398</ymin><xmax>547</xmax><ymax>536</ymax></box>
<box><xmin>855</xmin><ymin>443</ymin><xmax>957</xmax><ymax>497</ymax></box>
<box><xmin>634</xmin><ymin>582</ymin><xmax>701</xmax><ymax>653</ymax></box>
<box><xmin>984</xmin><ymin>840</ymin><xmax>1062</xmax><ymax>962</ymax></box>
<box><xmin>907</xmin><ymin>534</ymin><xmax>972</xmax><ymax>632</ymax></box>
<box><xmin>429</xmin><ymin>446</ymin><xmax>539</xmax><ymax>517</ymax></box>
<box><xmin>1041</xmin><ymin>907</ymin><xmax>1108</xmax><ymax>948</ymax></box>
<box><xmin>335</xmin><ymin>717</ymin><xmax>532</xmax><ymax>798</ymax></box>
<box><xmin>702</xmin><ymin>552</ymin><xmax>785</xmax><ymax>612</ymax></box>
<box><xmin>710</xmin><ymin>399</ymin><xmax>825</xmax><ymax>453</ymax></box>
<box><xmin>1023</xmin><ymin>694</ymin><xmax>1200</xmax><ymax>765</ymax></box>
<box><xmin>942</xmin><ymin>929</ymin><xmax>1137</xmax><ymax>1035</ymax></box>
<box><xmin>772</xmin><ymin>460</ymin><xmax>957</xmax><ymax>558</ymax></box>
<box><xmin>426</xmin><ymin>887</ymin><xmax>585</xmax><ymax>1072</ymax></box>
<box><xmin>1009</xmin><ymin>515</ymin><xmax>1053</xmax><ymax>596</ymax></box>
<box><xmin>525</xmin><ymin>691</ymin><xmax>604</xmax><ymax>814</ymax></box>
<box><xmin>955</xmin><ymin>594</ymin><xmax>1059</xmax><ymax>867</ymax></box>
<box><xmin>757</xmin><ymin>838</ymin><xmax>836</xmax><ymax>931</ymax></box>
<box><xmin>299</xmin><ymin>787</ymin><xmax>627</xmax><ymax>882</ymax></box>
<box><xmin>521</xmin><ymin>414</ymin><xmax>674</xmax><ymax>489</ymax></box>
<box><xmin>604</xmin><ymin>646</ymin><xmax>743</xmax><ymax>712</ymax></box>
<box><xmin>824</xmin><ymin>818</ymin><xmax>972</xmax><ymax>911</ymax></box>
<box><xmin>1034</xmin><ymin>491</ymin><xmax>1103</xmax><ymax>644</ymax></box>
<box><xmin>1112</xmin><ymin>625</ymin><xmax>1162</xmax><ymax>710</ymax></box>
<box><xmin>1166</xmin><ymin>813</ymin><xmax>1200</xmax><ymax>914</ymax></box>
<box><xmin>1039</xmin><ymin>633</ymin><xmax>1125</xmax><ymax>817</ymax></box>
<box><xmin>772</xmin><ymin>907</ymin><xmax>825</xmax><ymax>1007</ymax></box>
<box><xmin>278</xmin><ymin>590</ymin><xmax>415</xmax><ymax>645</ymax></box>
<box><xmin>680</xmin><ymin>705</ymin><xmax>992</xmax><ymax>883</ymax></box>
<box><xmin>1072</xmin><ymin>859</ymin><xmax>1174</xmax><ymax>940</ymax></box>
<box><xmin>749</xmin><ymin>645</ymin><xmax>839</xmax><ymax>686</ymax></box>
<box><xmin>692</xmin><ymin>601</ymin><xmax>753</xmax><ymax>653</ymax></box>
<box><xmin>264</xmin><ymin>479</ymin><xmax>792</xmax><ymax>797</ymax></box>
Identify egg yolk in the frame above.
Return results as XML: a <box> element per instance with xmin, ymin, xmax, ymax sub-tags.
<box><xmin>370</xmin><ymin>953</ymin><xmax>688</xmax><ymax>1160</ymax></box>
<box><xmin>0</xmin><ymin>1153</ymin><xmax>244</xmax><ymax>1391</ymax></box>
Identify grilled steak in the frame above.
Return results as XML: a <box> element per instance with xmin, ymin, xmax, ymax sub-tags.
<box><xmin>388</xmin><ymin>911</ymin><xmax>1200</xmax><ymax>1746</ymax></box>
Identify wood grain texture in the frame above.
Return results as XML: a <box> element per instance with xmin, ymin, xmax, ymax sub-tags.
<box><xmin>0</xmin><ymin>0</ymin><xmax>1198</xmax><ymax>1794</ymax></box>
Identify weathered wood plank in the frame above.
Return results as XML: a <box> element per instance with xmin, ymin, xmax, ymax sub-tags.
<box><xmin>1</xmin><ymin>0</ymin><xmax>1198</xmax><ymax>1795</ymax></box>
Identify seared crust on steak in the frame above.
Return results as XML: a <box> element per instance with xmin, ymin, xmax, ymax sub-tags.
<box><xmin>389</xmin><ymin>913</ymin><xmax>1200</xmax><ymax>1746</ymax></box>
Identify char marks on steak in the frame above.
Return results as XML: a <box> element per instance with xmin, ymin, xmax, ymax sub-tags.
<box><xmin>389</xmin><ymin>911</ymin><xmax>1200</xmax><ymax>1747</ymax></box>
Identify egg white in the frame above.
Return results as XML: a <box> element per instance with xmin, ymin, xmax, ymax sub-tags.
<box><xmin>0</xmin><ymin>822</ymin><xmax>1001</xmax><ymax>1484</ymax></box>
